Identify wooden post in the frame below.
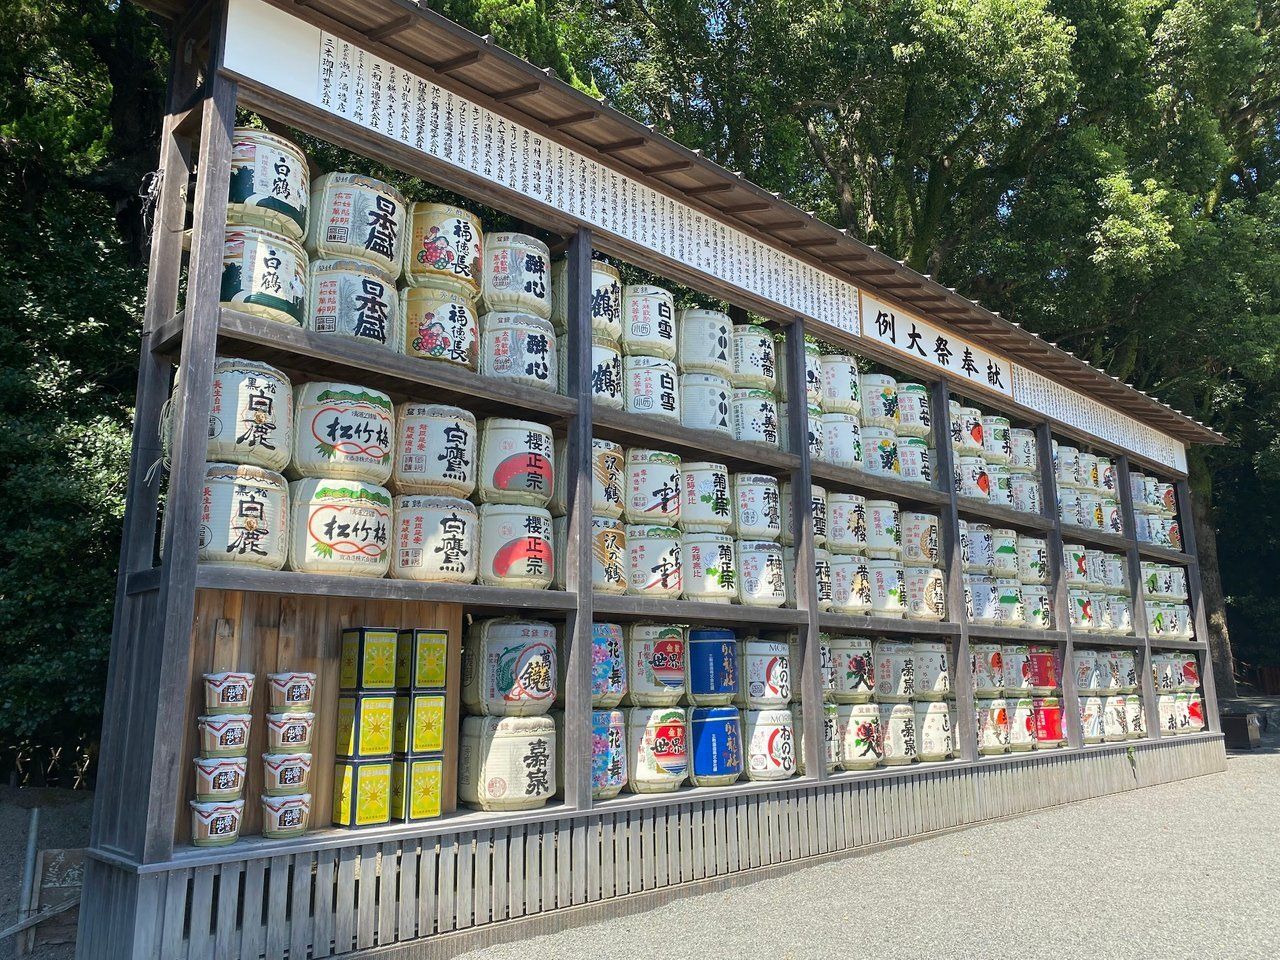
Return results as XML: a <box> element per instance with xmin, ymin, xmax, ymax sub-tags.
<box><xmin>1175</xmin><ymin>478</ymin><xmax>1220</xmax><ymax>731</ymax></box>
<box><xmin>1116</xmin><ymin>456</ymin><xmax>1161</xmax><ymax>738</ymax></box>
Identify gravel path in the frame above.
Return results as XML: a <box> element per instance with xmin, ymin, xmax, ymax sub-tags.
<box><xmin>458</xmin><ymin>737</ymin><xmax>1280</xmax><ymax>960</ymax></box>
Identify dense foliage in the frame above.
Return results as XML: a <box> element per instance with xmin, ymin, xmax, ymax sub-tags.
<box><xmin>1</xmin><ymin>0</ymin><xmax>1275</xmax><ymax>743</ymax></box>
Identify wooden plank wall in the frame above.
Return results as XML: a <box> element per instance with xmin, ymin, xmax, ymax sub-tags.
<box><xmin>178</xmin><ymin>589</ymin><xmax>465</xmax><ymax>842</ymax></box>
<box><xmin>151</xmin><ymin>735</ymin><xmax>1225</xmax><ymax>960</ymax></box>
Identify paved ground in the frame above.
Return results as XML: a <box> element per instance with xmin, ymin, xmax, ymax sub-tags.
<box><xmin>459</xmin><ymin>725</ymin><xmax>1280</xmax><ymax>960</ymax></box>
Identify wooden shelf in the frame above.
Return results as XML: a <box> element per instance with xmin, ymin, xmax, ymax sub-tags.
<box><xmin>818</xmin><ymin>613</ymin><xmax>960</xmax><ymax>636</ymax></box>
<box><xmin>593</xmin><ymin>594</ymin><xmax>808</xmax><ymax>626</ymax></box>
<box><xmin>1068</xmin><ymin>632</ymin><xmax>1141</xmax><ymax>648</ymax></box>
<box><xmin>955</xmin><ymin>499</ymin><xmax>1054</xmax><ymax>533</ymax></box>
<box><xmin>1146</xmin><ymin>637</ymin><xmax>1207</xmax><ymax>651</ymax></box>
<box><xmin>1058</xmin><ymin>522</ymin><xmax>1132</xmax><ymax>552</ymax></box>
<box><xmin>966</xmin><ymin>624</ymin><xmax>1067</xmax><ymax>644</ymax></box>
<box><xmin>592</xmin><ymin>405</ymin><xmax>800</xmax><ymax>475</ymax></box>
<box><xmin>809</xmin><ymin>462</ymin><xmax>950</xmax><ymax>509</ymax></box>
<box><xmin>153</xmin><ymin>308</ymin><xmax>578</xmax><ymax>424</ymax></box>
<box><xmin>1136</xmin><ymin>542</ymin><xmax>1193</xmax><ymax>564</ymax></box>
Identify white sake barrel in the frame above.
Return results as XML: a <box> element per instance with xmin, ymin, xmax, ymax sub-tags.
<box><xmin>1089</xmin><ymin>594</ymin><xmax>1114</xmax><ymax>633</ymax></box>
<box><xmin>585</xmin><ymin>439</ymin><xmax>625</xmax><ymax>519</ymax></box>
<box><xmin>576</xmin><ymin>335</ymin><xmax>623</xmax><ymax>409</ymax></box>
<box><xmin>400</xmin><ymin>285</ymin><xmax>479</xmax><ymax>369</ymax></box>
<box><xmin>624</xmin><ymin>355</ymin><xmax>680</xmax><ymax>420</ymax></box>
<box><xmin>482</xmin><ymin>232</ymin><xmax>551</xmax><ymax>317</ymax></box>
<box><xmin>1083</xmin><ymin>549</ymin><xmax>1106</xmax><ymax>588</ymax></box>
<box><xmin>728</xmin><ymin>324</ymin><xmax>777</xmax><ymax>391</ymax></box>
<box><xmin>977</xmin><ymin>699</ymin><xmax>1010</xmax><ymax>754</ymax></box>
<box><xmin>966</xmin><ymin>523</ymin><xmax>995</xmax><ymax>573</ymax></box>
<box><xmin>1016</xmin><ymin>536</ymin><xmax>1049</xmax><ymax>585</ymax></box>
<box><xmin>307</xmin><ymin>173</ymin><xmax>405</xmax><ymax>278</ymax></box>
<box><xmin>1058</xmin><ymin>487</ymin><xmax>1083</xmax><ymax>527</ymax></box>
<box><xmin>838</xmin><ymin>702</ymin><xmax>882</xmax><ymax>769</ymax></box>
<box><xmin>1157</xmin><ymin>481</ymin><xmax>1178</xmax><ymax>517</ymax></box>
<box><xmin>1128</xmin><ymin>472</ymin><xmax>1150</xmax><ymax>511</ymax></box>
<box><xmin>802</xmin><ymin>341</ymin><xmax>824</xmax><ymax>407</ymax></box>
<box><xmin>1055</xmin><ymin>445</ymin><xmax>1082</xmax><ymax>490</ymax></box>
<box><xmin>1008</xmin><ymin>428</ymin><xmax>1038</xmax><ymax>473</ymax></box>
<box><xmin>731</xmin><ymin>474</ymin><xmax>782</xmax><ymax>540</ymax></box>
<box><xmin>900</xmin><ymin>512</ymin><xmax>940</xmax><ymax>567</ymax></box>
<box><xmin>627</xmin><ymin>706</ymin><xmax>688</xmax><ymax>792</ymax></box>
<box><xmin>1129</xmin><ymin>695</ymin><xmax>1147</xmax><ymax>739</ymax></box>
<box><xmin>828</xmin><ymin>493</ymin><xmax>867</xmax><ymax>555</ymax></box>
<box><xmin>1115</xmin><ymin>649</ymin><xmax>1138</xmax><ymax>692</ymax></box>
<box><xmin>1097</xmin><ymin>455</ymin><xmax>1116</xmax><ymax>492</ymax></box>
<box><xmin>880</xmin><ymin>703</ymin><xmax>917</xmax><ymax>765</ymax></box>
<box><xmin>307</xmin><ymin>258</ymin><xmax>400</xmax><ymax>349</ymax></box>
<box><xmin>1080</xmin><ymin>696</ymin><xmax>1104</xmax><ymax>743</ymax></box>
<box><xmin>678</xmin><ymin>461</ymin><xmax>731</xmax><ymax>533</ymax></box>
<box><xmin>1173</xmin><ymin>604</ymin><xmax>1193</xmax><ymax>638</ymax></box>
<box><xmin>227</xmin><ymin>128</ymin><xmax>309</xmax><ymax>239</ymax></box>
<box><xmin>913</xmin><ymin>641</ymin><xmax>950</xmax><ymax>699</ymax></box>
<box><xmin>391</xmin><ymin>495</ymin><xmax>477</xmax><ymax>583</ymax></box>
<box><xmin>859</xmin><ymin>373</ymin><xmax>898</xmax><ymax>430</ymax></box>
<box><xmin>221</xmin><ymin>225</ymin><xmax>308</xmax><ymax>325</ymax></box>
<box><xmin>1063</xmin><ymin>543</ymin><xmax>1088</xmax><ymax>585</ymax></box>
<box><xmin>830</xmin><ymin>635</ymin><xmax>874</xmax><ymax>703</ymax></box>
<box><xmin>821</xmin><ymin>413</ymin><xmax>863</xmax><ymax>468</ymax></box>
<box><xmin>956</xmin><ymin>455</ymin><xmax>990</xmax><ymax>499</ymax></box>
<box><xmin>971</xmin><ymin>643</ymin><xmax>1004</xmax><ymax>696</ymax></box>
<box><xmin>1141</xmin><ymin>562</ymin><xmax>1165</xmax><ymax>597</ymax></box>
<box><xmin>392</xmin><ymin>403</ymin><xmax>476</xmax><ymax>498</ymax></box>
<box><xmin>989</xmin><ymin>528</ymin><xmax>1019</xmax><ymax>578</ymax></box>
<box><xmin>1010</xmin><ymin>474</ymin><xmax>1041</xmax><ymax>514</ymax></box>
<box><xmin>792</xmin><ymin>703</ymin><xmax>840</xmax><ymax>774</ymax></box>
<box><xmin>787</xmin><ymin>633</ymin><xmax>836</xmax><ymax>702</ymax></box>
<box><xmin>206</xmin><ymin>358</ymin><xmax>293</xmax><ymax>471</ymax></box>
<box><xmin>829</xmin><ymin>555</ymin><xmax>871</xmax><ymax>614</ymax></box>
<box><xmin>956</xmin><ymin>406</ymin><xmax>984</xmax><ymax>455</ymax></box>
<box><xmin>477</xmin><ymin>504</ymin><xmax>553</xmax><ymax>588</ymax></box>
<box><xmin>994</xmin><ymin>579</ymin><xmax>1025</xmax><ymax>625</ymax></box>
<box><xmin>730</xmin><ymin>389</ymin><xmax>780</xmax><ymax>446</ymax></box>
<box><xmin>905</xmin><ymin>566</ymin><xmax>945</xmax><ymax>621</ymax></box>
<box><xmin>458</xmin><ymin>715</ymin><xmax>555</xmax><ymax>811</ymax></box>
<box><xmin>200</xmin><ymin>464</ymin><xmax>288</xmax><ymax>570</ymax></box>
<box><xmin>681</xmin><ymin>533</ymin><xmax>736</xmax><ymax>603</ymax></box>
<box><xmin>736</xmin><ymin>638</ymin><xmax>791</xmax><ymax>709</ymax></box>
<box><xmin>1079</xmin><ymin>492</ymin><xmax>1106</xmax><ymax>530</ymax></box>
<box><xmin>898</xmin><ymin>437</ymin><xmax>932</xmax><ymax>484</ymax></box>
<box><xmin>679</xmin><ymin>374</ymin><xmax>732</xmax><ymax>434</ymax></box>
<box><xmin>805</xmin><ymin>408</ymin><xmax>827</xmax><ymax>463</ymax></box>
<box><xmin>1188</xmin><ymin>693</ymin><xmax>1205</xmax><ymax>732</ymax></box>
<box><xmin>896</xmin><ymin>382</ymin><xmax>931</xmax><ymax>438</ymax></box>
<box><xmin>966</xmin><ymin>575</ymin><xmax>998</xmax><ymax>624</ymax></box>
<box><xmin>915</xmin><ymin>701</ymin><xmax>953</xmax><ymax>761</ymax></box>
<box><xmin>982</xmin><ymin>416</ymin><xmax>1012</xmax><ymax>464</ymax></box>
<box><xmin>462</xmin><ymin>619</ymin><xmax>557</xmax><ymax>715</ymax></box>
<box><xmin>620</xmin><ymin>284</ymin><xmax>676</xmax><ymax>359</ymax></box>
<box><xmin>1157</xmin><ymin>694</ymin><xmax>1178</xmax><ymax>735</ymax></box>
<box><xmin>987</xmin><ymin>465</ymin><xmax>1014</xmax><ymax>507</ymax></box>
<box><xmin>403</xmin><ymin>201</ymin><xmax>483</xmax><ymax>298</ymax></box>
<box><xmin>549</xmin><ymin>255</ymin><xmax>621</xmax><ymax>339</ymax></box>
<box><xmin>1078</xmin><ymin>452</ymin><xmax>1100</xmax><ymax>490</ymax></box>
<box><xmin>287</xmin><ymin>478</ymin><xmax>391</xmax><ymax>577</ymax></box>
<box><xmin>626</xmin><ymin>524</ymin><xmax>682</xmax><ymax>597</ymax></box>
<box><xmin>1145</xmin><ymin>601</ymin><xmax>1170</xmax><ymax>637</ymax></box>
<box><xmin>626</xmin><ymin>448</ymin><xmax>681</xmax><ymax>526</ymax></box>
<box><xmin>862</xmin><ymin>427</ymin><xmax>900</xmax><ymax>476</ymax></box>
<box><xmin>867</xmin><ymin>559</ymin><xmax>905</xmax><ymax>617</ymax></box>
<box><xmin>1007</xmin><ymin>696</ymin><xmax>1036</xmax><ymax>751</ymax></box>
<box><xmin>819</xmin><ymin>355</ymin><xmax>861</xmax><ymax>415</ymax></box>
<box><xmin>1069</xmin><ymin>589</ymin><xmax>1096</xmax><ymax>631</ymax></box>
<box><xmin>677</xmin><ymin>308</ymin><xmax>733</xmax><ymax>377</ymax></box>
<box><xmin>291</xmin><ymin>381</ymin><xmax>394</xmax><ymax>483</ymax></box>
<box><xmin>780</xmin><ymin>482</ymin><xmax>828</xmax><ymax>547</ymax></box>
<box><xmin>588</xmin><ymin>516</ymin><xmax>628</xmax><ymax>595</ymax></box>
<box><xmin>742</xmin><ymin>708</ymin><xmax>796</xmax><ymax>780</ymax></box>
<box><xmin>1072</xmin><ymin>648</ymin><xmax>1101</xmax><ymax>694</ymax></box>
<box><xmin>865</xmin><ymin>500</ymin><xmax>900</xmax><ymax>559</ymax></box>
<box><xmin>477</xmin><ymin>418</ymin><xmax>553</xmax><ymax>507</ymax></box>
<box><xmin>1109</xmin><ymin>598</ymin><xmax>1133</xmax><ymax>635</ymax></box>
<box><xmin>1023</xmin><ymin>585</ymin><xmax>1053</xmax><ymax>629</ymax></box>
<box><xmin>479</xmin><ymin>312</ymin><xmax>558</xmax><ymax>391</ymax></box>
<box><xmin>1003</xmin><ymin>645</ymin><xmax>1033</xmax><ymax>695</ymax></box>
<box><xmin>873</xmin><ymin>641</ymin><xmax>914</xmax><ymax>701</ymax></box>
<box><xmin>812</xmin><ymin>548</ymin><xmax>833</xmax><ymax>611</ymax></box>
<box><xmin>1098</xmin><ymin>651</ymin><xmax>1122</xmax><ymax>693</ymax></box>
<box><xmin>626</xmin><ymin>624</ymin><xmax>686</xmax><ymax>706</ymax></box>
<box><xmin>737</xmin><ymin>540</ymin><xmax>787</xmax><ymax>607</ymax></box>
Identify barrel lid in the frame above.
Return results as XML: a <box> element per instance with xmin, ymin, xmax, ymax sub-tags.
<box><xmin>395</xmin><ymin>494</ymin><xmax>476</xmax><ymax>513</ymax></box>
<box><xmin>311</xmin><ymin>170</ymin><xmax>406</xmax><ymax>205</ymax></box>
<box><xmin>677</xmin><ymin>307</ymin><xmax>729</xmax><ymax>322</ymax></box>
<box><xmin>690</xmin><ymin>706</ymin><xmax>740</xmax><ymax>722</ymax></box>
<box><xmin>479</xmin><ymin>310</ymin><xmax>555</xmax><ymax>332</ymax></box>
<box><xmin>223</xmin><ymin>223</ymin><xmax>308</xmax><ymax>258</ymax></box>
<box><xmin>214</xmin><ymin>355</ymin><xmax>291</xmax><ymax>384</ymax></box>
<box><xmin>463</xmin><ymin>714</ymin><xmax>555</xmax><ymax>735</ymax></box>
<box><xmin>486</xmin><ymin>232</ymin><xmax>550</xmax><ymax>256</ymax></box>
<box><xmin>309</xmin><ymin>256</ymin><xmax>397</xmax><ymax>284</ymax></box>
<box><xmin>688</xmin><ymin>628</ymin><xmax>736</xmax><ymax>641</ymax></box>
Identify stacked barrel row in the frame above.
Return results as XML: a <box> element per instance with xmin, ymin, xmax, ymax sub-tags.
<box><xmin>960</xmin><ymin>525</ymin><xmax>1054</xmax><ymax>629</ymax></box>
<box><xmin>1061</xmin><ymin>543</ymin><xmax>1136</xmax><ymax>635</ymax></box>
<box><xmin>1072</xmin><ymin>648</ymin><xmax>1147</xmax><ymax>743</ymax></box>
<box><xmin>1141</xmin><ymin>563</ymin><xmax>1195</xmax><ymax>639</ymax></box>
<box><xmin>1152</xmin><ymin>651</ymin><xmax>1208</xmax><ymax>735</ymax></box>
<box><xmin>949</xmin><ymin>400</ymin><xmax>1043</xmax><ymax>512</ymax></box>
<box><xmin>972</xmin><ymin>644</ymin><xmax>1067</xmax><ymax>752</ymax></box>
<box><xmin>1129</xmin><ymin>469</ymin><xmax>1183</xmax><ymax>551</ymax></box>
<box><xmin>1050</xmin><ymin>442</ymin><xmax>1125</xmax><ymax>534</ymax></box>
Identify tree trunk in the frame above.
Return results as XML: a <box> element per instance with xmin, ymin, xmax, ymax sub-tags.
<box><xmin>1189</xmin><ymin>452</ymin><xmax>1238</xmax><ymax>697</ymax></box>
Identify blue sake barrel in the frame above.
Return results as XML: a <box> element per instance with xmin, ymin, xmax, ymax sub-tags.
<box><xmin>689</xmin><ymin>707</ymin><xmax>743</xmax><ymax>786</ymax></box>
<box><xmin>685</xmin><ymin>629</ymin><xmax>739</xmax><ymax>706</ymax></box>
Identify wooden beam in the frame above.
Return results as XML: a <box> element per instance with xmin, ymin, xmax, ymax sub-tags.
<box><xmin>547</xmin><ymin>110</ymin><xmax>599</xmax><ymax>128</ymax></box>
<box><xmin>642</xmin><ymin>158</ymin><xmax>694</xmax><ymax>175</ymax></box>
<box><xmin>684</xmin><ymin>182</ymin><xmax>735</xmax><ymax>197</ymax></box>
<box><xmin>492</xmin><ymin>81</ymin><xmax>542</xmax><ymax>103</ymax></box>
<box><xmin>790</xmin><ymin>237</ymin><xmax>838</xmax><ymax>249</ymax></box>
<box><xmin>597</xmin><ymin>136</ymin><xmax>646</xmax><ymax>153</ymax></box>
<box><xmin>366</xmin><ymin>13</ymin><xmax>413</xmax><ymax>41</ymax></box>
<box><xmin>432</xmin><ymin>50</ymin><xmax>482</xmax><ymax>74</ymax></box>
<box><xmin>720</xmin><ymin>201</ymin><xmax>771</xmax><ymax>214</ymax></box>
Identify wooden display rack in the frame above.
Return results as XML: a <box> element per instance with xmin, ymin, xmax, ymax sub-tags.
<box><xmin>81</xmin><ymin>2</ymin><xmax>1228</xmax><ymax>957</ymax></box>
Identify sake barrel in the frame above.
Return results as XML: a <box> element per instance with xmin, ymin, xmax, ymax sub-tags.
<box><xmin>859</xmin><ymin>374</ymin><xmax>898</xmax><ymax>430</ymax></box>
<box><xmin>1098</xmin><ymin>650</ymin><xmax>1122</xmax><ymax>692</ymax></box>
<box><xmin>461</xmin><ymin>619</ymin><xmax>557</xmax><ymax>716</ymax></box>
<box><xmin>476</xmin><ymin>417</ymin><xmax>553</xmax><ymax>507</ymax></box>
<box><xmin>1081</xmin><ymin>696</ymin><xmax>1104</xmax><ymax>743</ymax></box>
<box><xmin>1113</xmin><ymin>648</ymin><xmax>1137</xmax><ymax>693</ymax></box>
<box><xmin>987</xmin><ymin>465</ymin><xmax>1014</xmax><ymax>507</ymax></box>
<box><xmin>626</xmin><ymin>707</ymin><xmax>688</xmax><ymax>792</ymax></box>
<box><xmin>915</xmin><ymin>701</ymin><xmax>953</xmax><ymax>762</ymax></box>
<box><xmin>189</xmin><ymin>799</ymin><xmax>245</xmax><ymax>847</ymax></box>
<box><xmin>1009</xmin><ymin>474</ymin><xmax>1041</xmax><ymax>514</ymax></box>
<box><xmin>895</xmin><ymin>382</ymin><xmax>931</xmax><ymax>438</ymax></box>
<box><xmin>780</xmin><ymin>482</ymin><xmax>828</xmax><ymax>547</ymax></box>
<box><xmin>1187</xmin><ymin>693</ymin><xmax>1205</xmax><ymax>732</ymax></box>
<box><xmin>197</xmin><ymin>715</ymin><xmax>252</xmax><ymax>758</ymax></box>
<box><xmin>1028</xmin><ymin>644</ymin><xmax>1060</xmax><ymax>695</ymax></box>
<box><xmin>584</xmin><ymin>623</ymin><xmax>628</xmax><ymax>708</ymax></box>
<box><xmin>1068</xmin><ymin>589</ymin><xmax>1095</xmax><ymax>631</ymax></box>
<box><xmin>946</xmin><ymin>401</ymin><xmax>963</xmax><ymax>450</ymax></box>
<box><xmin>1129</xmin><ymin>695</ymin><xmax>1147</xmax><ymax>739</ymax></box>
<box><xmin>828</xmin><ymin>493</ymin><xmax>867</xmax><ymax>555</ymax></box>
<box><xmin>679</xmin><ymin>374</ymin><xmax>732</xmax><ymax>434</ymax></box>
<box><xmin>626</xmin><ymin>448</ymin><xmax>681</xmax><ymax>526</ymax></box>
<box><xmin>1172</xmin><ymin>604</ymin><xmax>1193</xmax><ymax>639</ymax></box>
<box><xmin>1157</xmin><ymin>694</ymin><xmax>1178</xmax><ymax>735</ymax></box>
<box><xmin>865</xmin><ymin>500</ymin><xmax>900</xmax><ymax>559</ymax></box>
<box><xmin>222</xmin><ymin>225</ymin><xmax>308</xmax><ymax>325</ymax></box>
<box><xmin>1177</xmin><ymin>652</ymin><xmax>1200</xmax><ymax>692</ymax></box>
<box><xmin>307</xmin><ymin>258</ymin><xmax>400</xmax><ymax>349</ymax></box>
<box><xmin>994</xmin><ymin>579</ymin><xmax>1025</xmax><ymax>625</ymax></box>
<box><xmin>905</xmin><ymin>566</ymin><xmax>946</xmax><ymax>621</ymax></box>
<box><xmin>577</xmin><ymin>439</ymin><xmax>624</xmax><ymax>519</ymax></box>
<box><xmin>989</xmin><ymin>528</ymin><xmax>1019</xmax><ymax>578</ymax></box>
<box><xmin>677</xmin><ymin>308</ymin><xmax>733</xmax><ymax>378</ymax></box>
<box><xmin>737</xmin><ymin>539</ymin><xmax>787</xmax><ymax>607</ymax></box>
<box><xmin>477</xmin><ymin>503</ymin><xmax>553</xmax><ymax>588</ymax></box>
<box><xmin>1145</xmin><ymin>601</ymin><xmax>1170</xmax><ymax>637</ymax></box>
<box><xmin>1063</xmin><ymin>543</ymin><xmax>1088</xmax><ymax>585</ymax></box>
<box><xmin>784</xmin><ymin>632</ymin><xmax>835</xmax><ymax>703</ymax></box>
<box><xmin>590</xmin><ymin>516</ymin><xmax>628</xmax><ymax>595</ymax></box>
<box><xmin>678</xmin><ymin>461</ymin><xmax>731</xmax><ymax>533</ymax></box>
<box><xmin>680</xmin><ymin>532</ymin><xmax>736</xmax><ymax>603</ymax></box>
<box><xmin>873</xmin><ymin>640</ymin><xmax>914</xmax><ymax>702</ymax></box>
<box><xmin>1007</xmin><ymin>696</ymin><xmax>1036</xmax><ymax>751</ymax></box>
<box><xmin>1055</xmin><ymin>444</ymin><xmax>1082</xmax><ymax>490</ymax></box>
<box><xmin>550</xmin><ymin>254</ymin><xmax>621</xmax><ymax>338</ymax></box>
<box><xmin>977</xmin><ymin>699</ymin><xmax>1011</xmax><ymax>755</ymax></box>
<box><xmin>479</xmin><ymin>312</ymin><xmax>558</xmax><ymax>391</ymax></box>
<box><xmin>620</xmin><ymin>284</ymin><xmax>676</xmax><ymax>359</ymax></box>
<box><xmin>862</xmin><ymin>427</ymin><xmax>900</xmax><ymax>477</ymax></box>
<box><xmin>742</xmin><ymin>708</ymin><xmax>796</xmax><ymax>780</ymax></box>
<box><xmin>830</xmin><ymin>635</ymin><xmax>874</xmax><ymax>703</ymax></box>
<box><xmin>1097</xmin><ymin>455</ymin><xmax>1116</xmax><ymax>493</ymax></box>
<box><xmin>458</xmin><ymin>715</ymin><xmax>555</xmax><ymax>811</ymax></box>
<box><xmin>1003</xmin><ymin>644</ymin><xmax>1033</xmax><ymax>695</ymax></box>
<box><xmin>203</xmin><ymin>672</ymin><xmax>255</xmax><ymax>715</ymax></box>
<box><xmin>403</xmin><ymin>201</ymin><xmax>483</xmax><ymax>298</ymax></box>
<box><xmin>880</xmin><ymin>703</ymin><xmax>917</xmax><ymax>766</ymax></box>
<box><xmin>193</xmin><ymin>756</ymin><xmax>248</xmax><ymax>802</ymax></box>
<box><xmin>400</xmin><ymin>285</ymin><xmax>479</xmax><ymax>369</ymax></box>
<box><xmin>806</xmin><ymin>405</ymin><xmax>826</xmax><ymax>462</ymax></box>
<box><xmin>728</xmin><ymin>323</ymin><xmax>777</xmax><ymax>391</ymax></box>
<box><xmin>1058</xmin><ymin>486</ymin><xmax>1083</xmax><ymax>527</ymax></box>
<box><xmin>730</xmin><ymin>388</ymin><xmax>780</xmax><ymax>446</ymax></box>
<box><xmin>1109</xmin><ymin>598</ymin><xmax>1133</xmax><ymax>635</ymax></box>
<box><xmin>626</xmin><ymin>624</ymin><xmax>685</xmax><ymax>706</ymax></box>
<box><xmin>306</xmin><ymin>173</ymin><xmax>405</xmax><ymax>277</ymax></box>
<box><xmin>1073</xmin><ymin>648</ymin><xmax>1102</xmax><ymax>694</ymax></box>
<box><xmin>913</xmin><ymin>641</ymin><xmax>951</xmax><ymax>699</ymax></box>
<box><xmin>956</xmin><ymin>455</ymin><xmax>990</xmax><ymax>500</ymax></box>
<box><xmin>392</xmin><ymin>403</ymin><xmax>476</xmax><ymax>498</ymax></box>
<box><xmin>1084</xmin><ymin>549</ymin><xmax>1106</xmax><ymax>588</ymax></box>
<box><xmin>581</xmin><ymin>335</ymin><xmax>624</xmax><ymax>409</ymax></box>
<box><xmin>820</xmin><ymin>413</ymin><xmax>863</xmax><ymax>469</ymax></box>
<box><xmin>898</xmin><ymin>437</ymin><xmax>932</xmax><ymax>484</ymax></box>
<box><xmin>1033</xmin><ymin>697</ymin><xmax>1065</xmax><ymax>748</ymax></box>
<box><xmin>1103</xmin><ymin>695</ymin><xmax>1130</xmax><ymax>741</ymax></box>
<box><xmin>819</xmin><ymin>354</ymin><xmax>861</xmax><ymax>415</ymax></box>
<box><xmin>802</xmin><ymin>341</ymin><xmax>823</xmax><ymax>407</ymax></box>
<box><xmin>624</xmin><ymin>355</ymin><xmax>680</xmax><ymax>420</ymax></box>
<box><xmin>227</xmin><ymin>128</ymin><xmax>310</xmax><ymax>239</ymax></box>
<box><xmin>966</xmin><ymin>574</ymin><xmax>998</xmax><ymax>624</ymax></box>
<box><xmin>483</xmin><ymin>232</ymin><xmax>551</xmax><ymax>317</ymax></box>
<box><xmin>1150</xmin><ymin>652</ymin><xmax>1178</xmax><ymax>693</ymax></box>
<box><xmin>686</xmin><ymin>629</ymin><xmax>739</xmax><ymax>705</ymax></box>
<box><xmin>391</xmin><ymin>495</ymin><xmax>477</xmax><ymax>583</ymax></box>
<box><xmin>829</xmin><ymin>555</ymin><xmax>871</xmax><ymax>614</ymax></box>
<box><xmin>731</xmin><ymin>474</ymin><xmax>782</xmax><ymax>540</ymax></box>
<box><xmin>200</xmin><ymin>464</ymin><xmax>289</xmax><ymax>570</ymax></box>
<box><xmin>689</xmin><ymin>707</ymin><xmax>744</xmax><ymax>786</ymax></box>
<box><xmin>966</xmin><ymin>524</ymin><xmax>995</xmax><ymax>573</ymax></box>
<box><xmin>1008</xmin><ymin>428</ymin><xmax>1039</xmax><ymax>473</ymax></box>
<box><xmin>291</xmin><ymin>381</ymin><xmax>393</xmax><ymax>484</ymax></box>
<box><xmin>626</xmin><ymin>524</ymin><xmax>682</xmax><ymax>597</ymax></box>
<box><xmin>560</xmin><ymin>709</ymin><xmax>627</xmax><ymax>799</ymax></box>
<box><xmin>287</xmin><ymin>478</ymin><xmax>391</xmax><ymax>577</ymax></box>
<box><xmin>867</xmin><ymin>559</ymin><xmax>905</xmax><ymax>617</ymax></box>
<box><xmin>1102</xmin><ymin>554</ymin><xmax>1128</xmax><ymax>594</ymax></box>
<box><xmin>1157</xmin><ymin>481</ymin><xmax>1178</xmax><ymax>517</ymax></box>
<box><xmin>206</xmin><ymin>358</ymin><xmax>293</xmax><ymax>471</ymax></box>
<box><xmin>736</xmin><ymin>638</ymin><xmax>791</xmax><ymax>709</ymax></box>
<box><xmin>792</xmin><ymin>702</ymin><xmax>840</xmax><ymax>774</ymax></box>
<box><xmin>838</xmin><ymin>702</ymin><xmax>883</xmax><ymax>769</ymax></box>
<box><xmin>1078</xmin><ymin>452</ymin><xmax>1100</xmax><ymax>491</ymax></box>
<box><xmin>981</xmin><ymin>416</ymin><xmax>1012</xmax><ymax>464</ymax></box>
<box><xmin>1079</xmin><ymin>492</ymin><xmax>1106</xmax><ymax>531</ymax></box>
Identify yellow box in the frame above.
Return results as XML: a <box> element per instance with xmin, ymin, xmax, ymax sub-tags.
<box><xmin>392</xmin><ymin>692</ymin><xmax>446</xmax><ymax>754</ymax></box>
<box><xmin>335</xmin><ymin>693</ymin><xmax>396</xmax><ymax>759</ymax></box>
<box><xmin>339</xmin><ymin>627</ymin><xmax>399</xmax><ymax>690</ymax></box>
<box><xmin>390</xmin><ymin>754</ymin><xmax>444</xmax><ymax>822</ymax></box>
<box><xmin>396</xmin><ymin>628</ymin><xmax>449</xmax><ymax>689</ymax></box>
<box><xmin>332</xmin><ymin>759</ymin><xmax>392</xmax><ymax>828</ymax></box>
